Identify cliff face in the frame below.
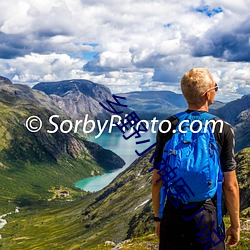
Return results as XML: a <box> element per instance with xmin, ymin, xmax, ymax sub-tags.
<box><xmin>213</xmin><ymin>94</ymin><xmax>250</xmax><ymax>126</ymax></box>
<box><xmin>210</xmin><ymin>95</ymin><xmax>250</xmax><ymax>152</ymax></box>
<box><xmin>234</xmin><ymin>108</ymin><xmax>250</xmax><ymax>152</ymax></box>
<box><xmin>33</xmin><ymin>79</ymin><xmax>129</xmax><ymax>121</ymax></box>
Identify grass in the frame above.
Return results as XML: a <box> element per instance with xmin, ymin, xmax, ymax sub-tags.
<box><xmin>0</xmin><ymin>176</ymin><xmax>248</xmax><ymax>250</ymax></box>
<box><xmin>88</xmin><ymin>225</ymin><xmax>249</xmax><ymax>250</ymax></box>
<box><xmin>0</xmin><ymin>198</ymin><xmax>89</xmax><ymax>250</ymax></box>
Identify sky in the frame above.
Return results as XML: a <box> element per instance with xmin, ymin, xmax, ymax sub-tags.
<box><xmin>0</xmin><ymin>0</ymin><xmax>249</xmax><ymax>102</ymax></box>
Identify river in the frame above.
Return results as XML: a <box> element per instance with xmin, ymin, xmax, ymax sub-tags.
<box><xmin>75</xmin><ymin>130</ymin><xmax>156</xmax><ymax>192</ymax></box>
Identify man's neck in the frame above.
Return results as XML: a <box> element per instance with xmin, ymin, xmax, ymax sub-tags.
<box><xmin>187</xmin><ymin>103</ymin><xmax>209</xmax><ymax>112</ymax></box>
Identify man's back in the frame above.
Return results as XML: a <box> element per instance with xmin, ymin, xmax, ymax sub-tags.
<box><xmin>152</xmin><ymin>68</ymin><xmax>240</xmax><ymax>250</ymax></box>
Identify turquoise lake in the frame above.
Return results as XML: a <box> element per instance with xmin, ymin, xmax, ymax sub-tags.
<box><xmin>75</xmin><ymin>130</ymin><xmax>156</xmax><ymax>192</ymax></box>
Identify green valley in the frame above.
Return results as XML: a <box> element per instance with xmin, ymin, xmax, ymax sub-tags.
<box><xmin>0</xmin><ymin>148</ymin><xmax>249</xmax><ymax>249</ymax></box>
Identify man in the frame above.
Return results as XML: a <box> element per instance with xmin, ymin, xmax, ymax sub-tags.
<box><xmin>152</xmin><ymin>68</ymin><xmax>240</xmax><ymax>249</ymax></box>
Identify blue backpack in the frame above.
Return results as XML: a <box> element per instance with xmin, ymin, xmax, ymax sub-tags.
<box><xmin>158</xmin><ymin>111</ymin><xmax>223</xmax><ymax>228</ymax></box>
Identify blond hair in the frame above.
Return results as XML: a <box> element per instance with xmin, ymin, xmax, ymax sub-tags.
<box><xmin>181</xmin><ymin>68</ymin><xmax>214</xmax><ymax>104</ymax></box>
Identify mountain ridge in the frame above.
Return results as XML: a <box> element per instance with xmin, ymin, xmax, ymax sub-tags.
<box><xmin>33</xmin><ymin>79</ymin><xmax>130</xmax><ymax>122</ymax></box>
<box><xmin>0</xmin><ymin>76</ymin><xmax>12</xmax><ymax>85</ymax></box>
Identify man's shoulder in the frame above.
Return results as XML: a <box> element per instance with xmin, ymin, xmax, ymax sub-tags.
<box><xmin>211</xmin><ymin>116</ymin><xmax>234</xmax><ymax>133</ymax></box>
<box><xmin>162</xmin><ymin>115</ymin><xmax>179</xmax><ymax>128</ymax></box>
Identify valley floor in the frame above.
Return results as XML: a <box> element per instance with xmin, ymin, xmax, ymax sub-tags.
<box><xmin>0</xmin><ymin>198</ymin><xmax>249</xmax><ymax>250</ymax></box>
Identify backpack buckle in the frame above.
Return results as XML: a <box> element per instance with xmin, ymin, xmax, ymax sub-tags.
<box><xmin>169</xmin><ymin>149</ymin><xmax>176</xmax><ymax>155</ymax></box>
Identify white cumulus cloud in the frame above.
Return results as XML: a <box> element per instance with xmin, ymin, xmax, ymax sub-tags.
<box><xmin>0</xmin><ymin>0</ymin><xmax>249</xmax><ymax>101</ymax></box>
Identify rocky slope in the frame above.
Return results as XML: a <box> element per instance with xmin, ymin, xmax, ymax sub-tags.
<box><xmin>33</xmin><ymin>79</ymin><xmax>130</xmax><ymax>122</ymax></box>
<box><xmin>0</xmin><ymin>76</ymin><xmax>12</xmax><ymax>85</ymax></box>
<box><xmin>0</xmin><ymin>78</ymin><xmax>125</xmax><ymax>212</ymax></box>
<box><xmin>234</xmin><ymin>108</ymin><xmax>250</xmax><ymax>152</ymax></box>
<box><xmin>235</xmin><ymin>148</ymin><xmax>250</xmax><ymax>214</ymax></box>
<box><xmin>212</xmin><ymin>95</ymin><xmax>250</xmax><ymax>152</ymax></box>
<box><xmin>213</xmin><ymin>95</ymin><xmax>250</xmax><ymax>126</ymax></box>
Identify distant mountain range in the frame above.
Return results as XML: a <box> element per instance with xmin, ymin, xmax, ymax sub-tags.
<box><xmin>118</xmin><ymin>90</ymin><xmax>225</xmax><ymax>119</ymax></box>
<box><xmin>32</xmin><ymin>80</ymin><xmax>225</xmax><ymax>121</ymax></box>
<box><xmin>118</xmin><ymin>90</ymin><xmax>187</xmax><ymax>118</ymax></box>
<box><xmin>212</xmin><ymin>94</ymin><xmax>250</xmax><ymax>126</ymax></box>
<box><xmin>2</xmin><ymin>75</ymin><xmax>250</xmax><ymax>158</ymax></box>
<box><xmin>33</xmin><ymin>79</ymin><xmax>250</xmax><ymax>152</ymax></box>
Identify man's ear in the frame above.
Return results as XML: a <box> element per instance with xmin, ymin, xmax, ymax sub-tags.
<box><xmin>204</xmin><ymin>92</ymin><xmax>209</xmax><ymax>100</ymax></box>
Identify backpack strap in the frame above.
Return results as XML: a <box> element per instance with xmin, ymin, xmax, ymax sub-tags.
<box><xmin>159</xmin><ymin>186</ymin><xmax>166</xmax><ymax>219</ymax></box>
<box><xmin>174</xmin><ymin>111</ymin><xmax>189</xmax><ymax>121</ymax></box>
<box><xmin>174</xmin><ymin>111</ymin><xmax>218</xmax><ymax>123</ymax></box>
<box><xmin>217</xmin><ymin>169</ymin><xmax>223</xmax><ymax>232</ymax></box>
<box><xmin>200</xmin><ymin>112</ymin><xmax>217</xmax><ymax>120</ymax></box>
<box><xmin>200</xmin><ymin>112</ymin><xmax>223</xmax><ymax>231</ymax></box>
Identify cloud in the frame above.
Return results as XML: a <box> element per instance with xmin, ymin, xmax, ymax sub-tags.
<box><xmin>0</xmin><ymin>0</ymin><xmax>249</xmax><ymax>101</ymax></box>
<box><xmin>192</xmin><ymin>18</ymin><xmax>250</xmax><ymax>62</ymax></box>
<box><xmin>0</xmin><ymin>53</ymin><xmax>87</xmax><ymax>85</ymax></box>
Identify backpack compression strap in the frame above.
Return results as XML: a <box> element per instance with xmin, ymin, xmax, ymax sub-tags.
<box><xmin>217</xmin><ymin>170</ymin><xmax>223</xmax><ymax>232</ymax></box>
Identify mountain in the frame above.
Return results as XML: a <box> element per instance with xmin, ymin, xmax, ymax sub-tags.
<box><xmin>1</xmin><ymin>147</ymin><xmax>249</xmax><ymax>249</ymax></box>
<box><xmin>234</xmin><ymin>108</ymin><xmax>250</xmax><ymax>152</ymax></box>
<box><xmin>32</xmin><ymin>80</ymin><xmax>225</xmax><ymax>124</ymax></box>
<box><xmin>213</xmin><ymin>94</ymin><xmax>250</xmax><ymax>126</ymax></box>
<box><xmin>209</xmin><ymin>100</ymin><xmax>225</xmax><ymax>110</ymax></box>
<box><xmin>212</xmin><ymin>95</ymin><xmax>250</xmax><ymax>152</ymax></box>
<box><xmin>0</xmin><ymin>79</ymin><xmax>125</xmax><ymax>212</ymax></box>
<box><xmin>0</xmin><ymin>75</ymin><xmax>12</xmax><ymax>85</ymax></box>
<box><xmin>33</xmin><ymin>79</ymin><xmax>130</xmax><ymax>122</ymax></box>
<box><xmin>118</xmin><ymin>90</ymin><xmax>186</xmax><ymax>120</ymax></box>
<box><xmin>119</xmin><ymin>90</ymin><xmax>187</xmax><ymax>110</ymax></box>
<box><xmin>118</xmin><ymin>91</ymin><xmax>225</xmax><ymax>119</ymax></box>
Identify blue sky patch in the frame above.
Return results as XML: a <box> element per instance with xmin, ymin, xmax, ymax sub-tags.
<box><xmin>83</xmin><ymin>51</ymin><xmax>98</xmax><ymax>61</ymax></box>
<box><xmin>196</xmin><ymin>6</ymin><xmax>223</xmax><ymax>17</ymax></box>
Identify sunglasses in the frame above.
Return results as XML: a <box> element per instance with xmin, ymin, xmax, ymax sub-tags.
<box><xmin>203</xmin><ymin>83</ymin><xmax>218</xmax><ymax>95</ymax></box>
